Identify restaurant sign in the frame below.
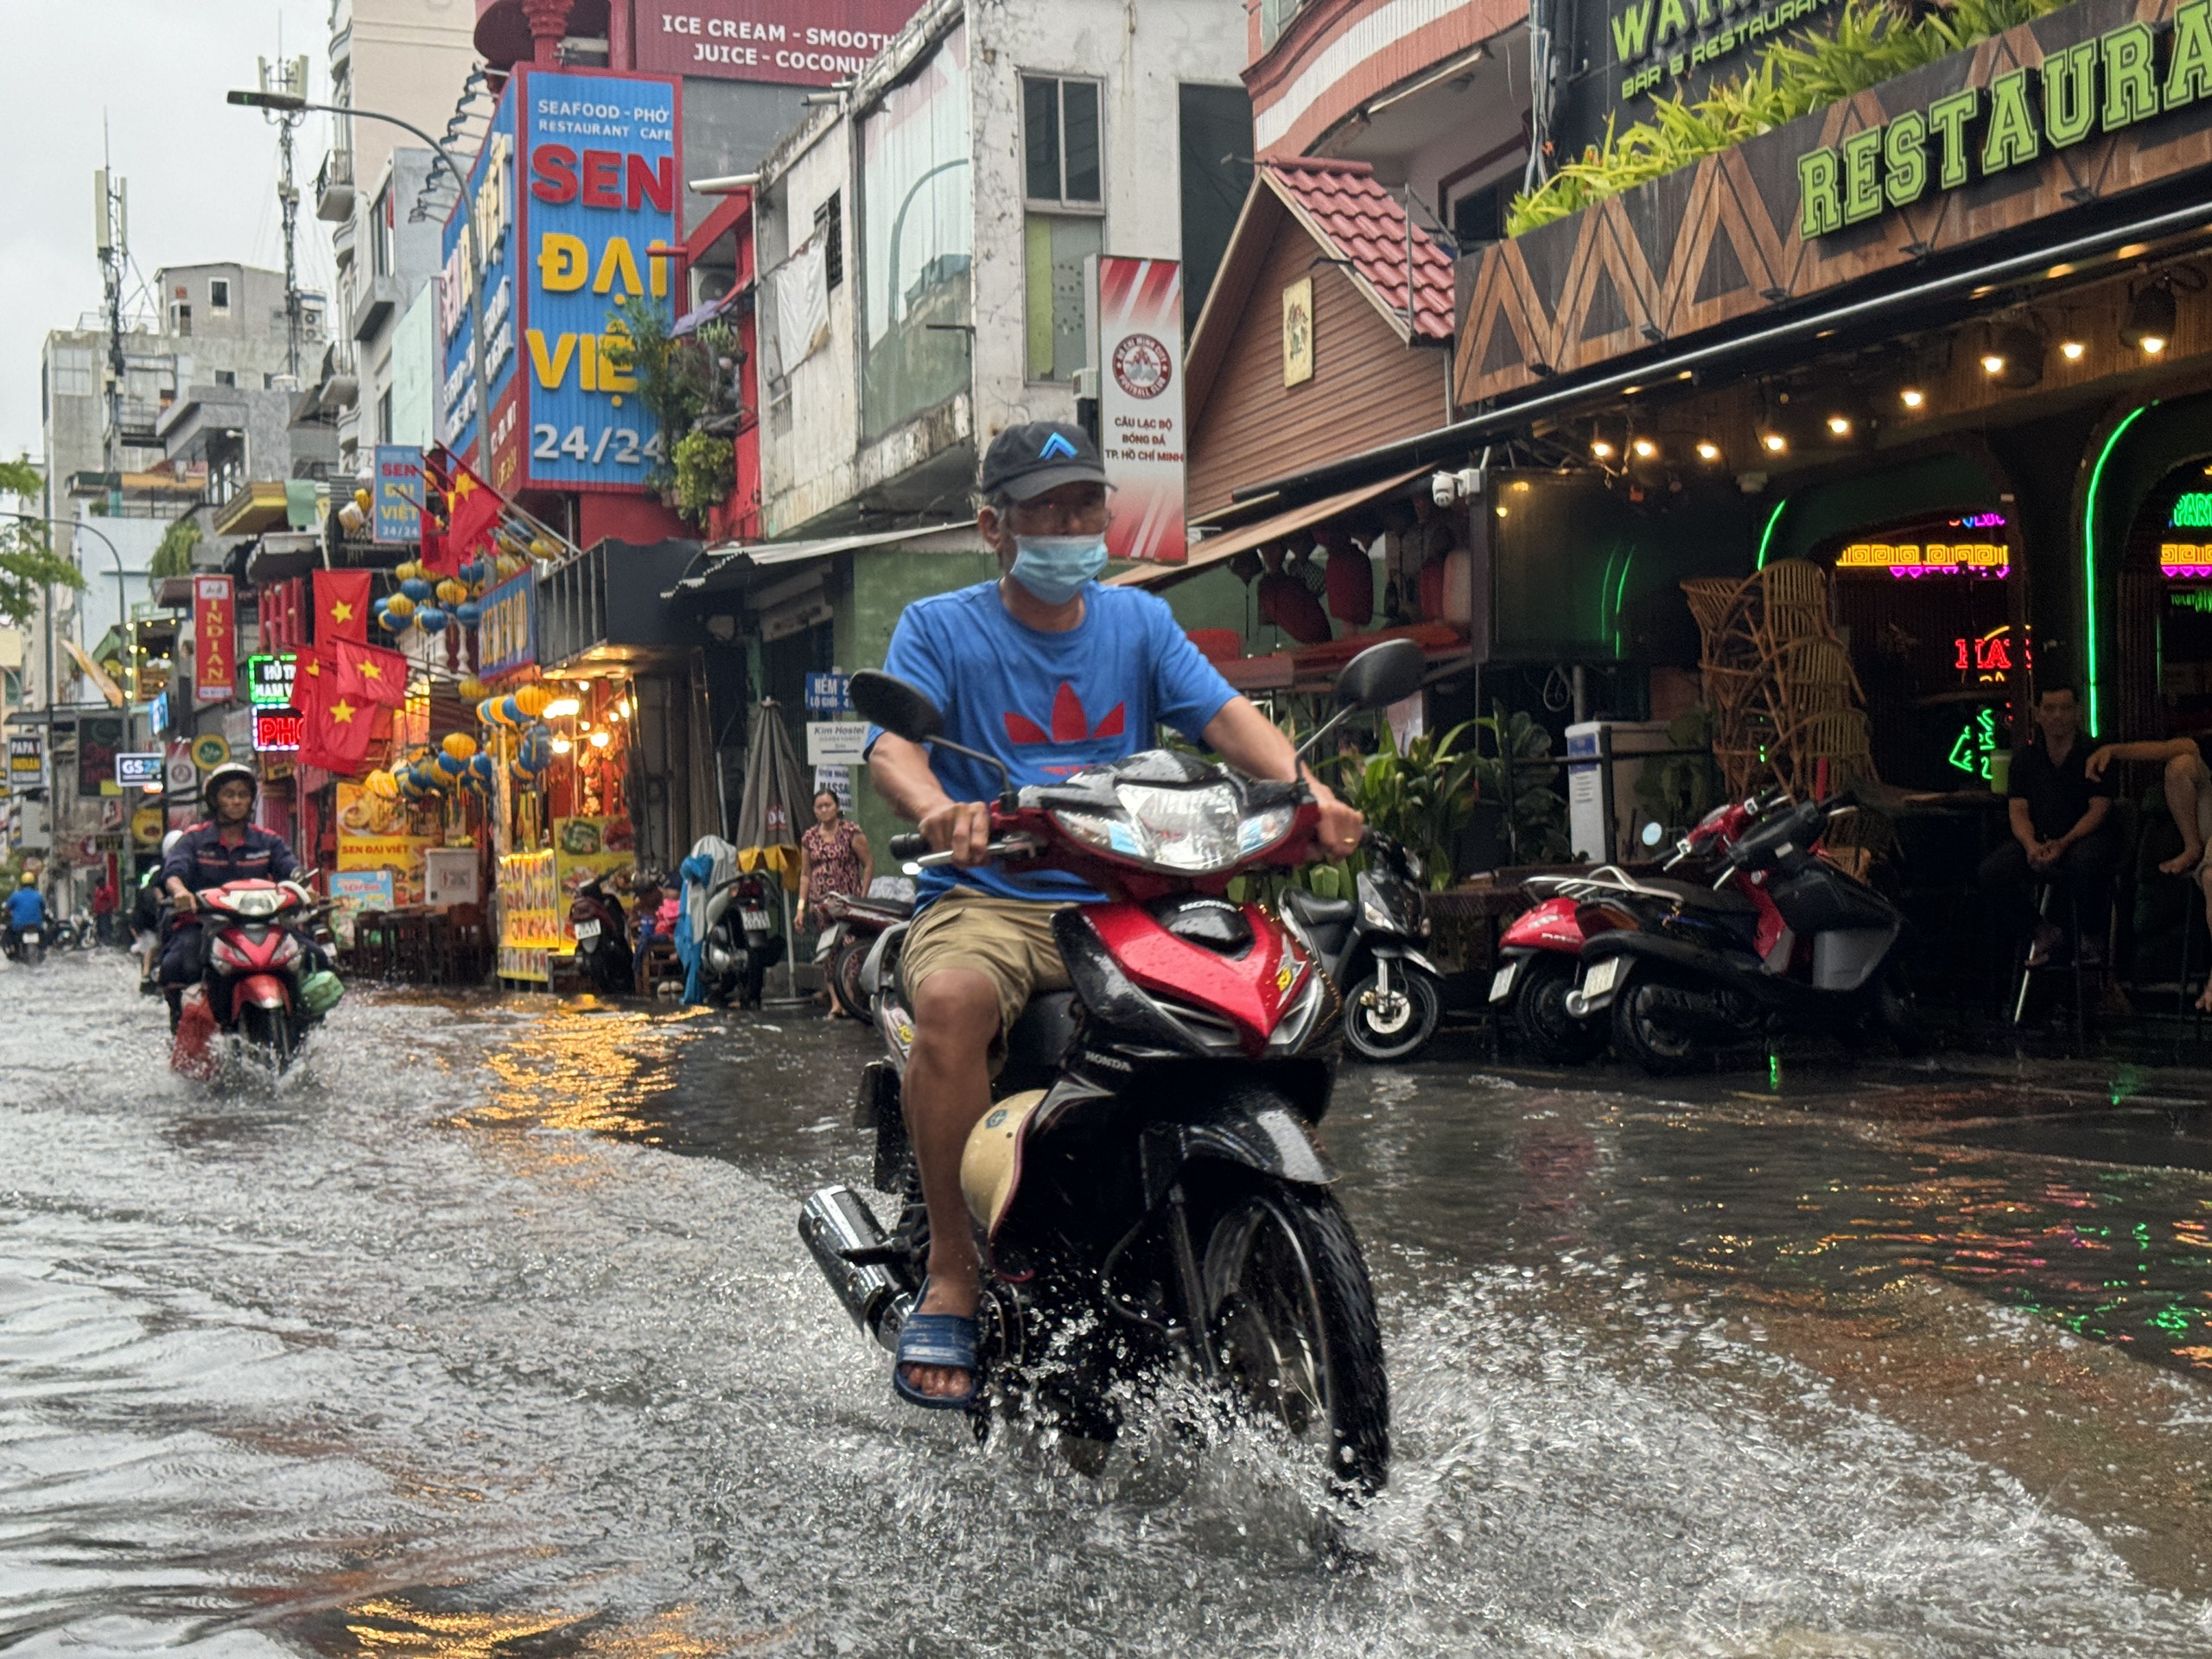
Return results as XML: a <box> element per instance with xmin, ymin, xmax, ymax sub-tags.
<box><xmin>1799</xmin><ymin>8</ymin><xmax>2212</xmax><ymax>236</ymax></box>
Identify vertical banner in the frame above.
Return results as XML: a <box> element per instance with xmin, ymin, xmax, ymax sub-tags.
<box><xmin>194</xmin><ymin>576</ymin><xmax>237</xmax><ymax>704</ymax></box>
<box><xmin>372</xmin><ymin>445</ymin><xmax>423</xmax><ymax>543</ymax></box>
<box><xmin>1096</xmin><ymin>257</ymin><xmax>1185</xmax><ymax>565</ymax></box>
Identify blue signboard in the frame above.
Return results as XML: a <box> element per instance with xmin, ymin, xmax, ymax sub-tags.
<box><xmin>804</xmin><ymin>671</ymin><xmax>853</xmax><ymax>715</ymax></box>
<box><xmin>438</xmin><ymin>76</ymin><xmax>520</xmax><ymax>473</ymax></box>
<box><xmin>372</xmin><ymin>445</ymin><xmax>423</xmax><ymax>544</ymax></box>
<box><xmin>517</xmin><ymin>67</ymin><xmax>682</xmax><ymax>493</ymax></box>
<box><xmin>479</xmin><ymin>569</ymin><xmax>537</xmax><ymax>678</ymax></box>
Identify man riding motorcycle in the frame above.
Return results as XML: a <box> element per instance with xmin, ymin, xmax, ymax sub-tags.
<box><xmin>5</xmin><ymin>873</ymin><xmax>47</xmax><ymax>957</ymax></box>
<box><xmin>864</xmin><ymin>421</ymin><xmax>1365</xmax><ymax>1410</ymax></box>
<box><xmin>160</xmin><ymin>763</ymin><xmax>299</xmax><ymax>1020</ymax></box>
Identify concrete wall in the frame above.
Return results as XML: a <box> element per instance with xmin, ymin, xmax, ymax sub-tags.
<box><xmin>680</xmin><ymin>77</ymin><xmax>814</xmax><ymax>226</ymax></box>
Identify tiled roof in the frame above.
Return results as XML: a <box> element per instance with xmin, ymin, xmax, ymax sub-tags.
<box><xmin>1262</xmin><ymin>157</ymin><xmax>1455</xmax><ymax>341</ymax></box>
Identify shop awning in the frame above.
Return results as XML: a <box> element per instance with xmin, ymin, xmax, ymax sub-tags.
<box><xmin>1105</xmin><ymin>467</ymin><xmax>1427</xmax><ymax>591</ymax></box>
<box><xmin>664</xmin><ymin>521</ymin><xmax>972</xmax><ymax>599</ymax></box>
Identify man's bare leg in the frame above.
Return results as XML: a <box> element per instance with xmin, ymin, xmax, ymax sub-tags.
<box><xmin>898</xmin><ymin>966</ymin><xmax>1001</xmax><ymax>1400</ymax></box>
<box><xmin>2159</xmin><ymin>752</ymin><xmax>2210</xmax><ymax>874</ymax></box>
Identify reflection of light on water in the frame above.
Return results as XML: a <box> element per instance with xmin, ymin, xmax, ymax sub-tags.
<box><xmin>463</xmin><ymin>1004</ymin><xmax>713</xmax><ymax>1136</ymax></box>
<box><xmin>337</xmin><ymin>1598</ymin><xmax>800</xmax><ymax>1656</ymax></box>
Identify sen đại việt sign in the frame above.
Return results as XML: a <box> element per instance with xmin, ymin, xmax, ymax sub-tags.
<box><xmin>1798</xmin><ymin>3</ymin><xmax>2212</xmax><ymax>236</ymax></box>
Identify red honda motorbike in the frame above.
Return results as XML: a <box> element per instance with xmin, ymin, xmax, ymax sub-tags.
<box><xmin>815</xmin><ymin>884</ymin><xmax>913</xmax><ymax>1018</ymax></box>
<box><xmin>1489</xmin><ymin>795</ymin><xmax>1769</xmax><ymax>1063</ymax></box>
<box><xmin>170</xmin><ymin>879</ymin><xmax>338</xmax><ymax>1078</ymax></box>
<box><xmin>798</xmin><ymin>641</ymin><xmax>1423</xmax><ymax>1495</ymax></box>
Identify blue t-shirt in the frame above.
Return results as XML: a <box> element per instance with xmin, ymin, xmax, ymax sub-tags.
<box><xmin>868</xmin><ymin>580</ymin><xmax>1238</xmax><ymax>905</ymax></box>
<box><xmin>6</xmin><ymin>889</ymin><xmax>45</xmax><ymax>930</ymax></box>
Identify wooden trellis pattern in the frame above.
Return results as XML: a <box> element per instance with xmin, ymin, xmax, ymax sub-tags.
<box><xmin>1457</xmin><ymin>0</ymin><xmax>2212</xmax><ymax>407</ymax></box>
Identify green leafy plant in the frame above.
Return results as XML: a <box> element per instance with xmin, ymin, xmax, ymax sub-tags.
<box><xmin>1337</xmin><ymin>721</ymin><xmax>1482</xmax><ymax>892</ymax></box>
<box><xmin>1632</xmin><ymin>705</ymin><xmax>1726</xmax><ymax>836</ymax></box>
<box><xmin>671</xmin><ymin>428</ymin><xmax>735</xmax><ymax>526</ymax></box>
<box><xmin>151</xmin><ymin>514</ymin><xmax>200</xmax><ymax>579</ymax></box>
<box><xmin>0</xmin><ymin>455</ymin><xmax>85</xmax><ymax>627</ymax></box>
<box><xmin>1471</xmin><ymin>702</ymin><xmax>1571</xmax><ymax>865</ymax></box>
<box><xmin>607</xmin><ymin>297</ymin><xmax>740</xmax><ymax>493</ymax></box>
<box><xmin>1508</xmin><ymin>0</ymin><xmax>2070</xmax><ymax>235</ymax></box>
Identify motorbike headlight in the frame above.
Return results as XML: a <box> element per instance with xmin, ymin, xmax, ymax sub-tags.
<box><xmin>1113</xmin><ymin>783</ymin><xmax>1244</xmax><ymax>872</ymax></box>
<box><xmin>1052</xmin><ymin>809</ymin><xmax>1127</xmax><ymax>855</ymax></box>
<box><xmin>1237</xmin><ymin>805</ymin><xmax>1297</xmax><ymax>858</ymax></box>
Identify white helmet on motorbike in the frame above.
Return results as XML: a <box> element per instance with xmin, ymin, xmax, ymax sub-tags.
<box><xmin>161</xmin><ymin>830</ymin><xmax>185</xmax><ymax>856</ymax></box>
<box><xmin>202</xmin><ymin>761</ymin><xmax>258</xmax><ymax>815</ymax></box>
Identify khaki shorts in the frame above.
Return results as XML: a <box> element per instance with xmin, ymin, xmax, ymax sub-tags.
<box><xmin>899</xmin><ymin>887</ymin><xmax>1071</xmax><ymax>1061</ymax></box>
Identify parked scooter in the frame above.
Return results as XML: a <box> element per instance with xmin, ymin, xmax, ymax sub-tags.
<box><xmin>169</xmin><ymin>878</ymin><xmax>343</xmax><ymax>1078</ymax></box>
<box><xmin>1567</xmin><ymin>792</ymin><xmax>1919</xmax><ymax>1074</ymax></box>
<box><xmin>815</xmin><ymin>883</ymin><xmax>913</xmax><ymax>1019</ymax></box>
<box><xmin>798</xmin><ymin>640</ymin><xmax>1423</xmax><ymax>1494</ymax></box>
<box><xmin>1281</xmin><ymin>830</ymin><xmax>1444</xmax><ymax>1062</ymax></box>
<box><xmin>569</xmin><ymin>874</ymin><xmax>634</xmax><ymax>995</ymax></box>
<box><xmin>698</xmin><ymin>867</ymin><xmax>786</xmax><ymax>1007</ymax></box>
<box><xmin>1489</xmin><ymin>796</ymin><xmax>1771</xmax><ymax>1063</ymax></box>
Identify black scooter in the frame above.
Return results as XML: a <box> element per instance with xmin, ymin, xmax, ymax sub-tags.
<box><xmin>1280</xmin><ymin>831</ymin><xmax>1444</xmax><ymax>1062</ymax></box>
<box><xmin>1567</xmin><ymin>794</ymin><xmax>1920</xmax><ymax>1074</ymax></box>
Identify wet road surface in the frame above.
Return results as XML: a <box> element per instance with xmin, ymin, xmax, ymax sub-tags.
<box><xmin>4</xmin><ymin>953</ymin><xmax>2212</xmax><ymax>1655</ymax></box>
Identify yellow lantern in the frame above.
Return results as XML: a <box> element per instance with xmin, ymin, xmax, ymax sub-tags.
<box><xmin>365</xmin><ymin>769</ymin><xmax>399</xmax><ymax>799</ymax></box>
<box><xmin>442</xmin><ymin>732</ymin><xmax>479</xmax><ymax>761</ymax></box>
<box><xmin>513</xmin><ymin>683</ymin><xmax>554</xmax><ymax>718</ymax></box>
<box><xmin>395</xmin><ymin>559</ymin><xmax>420</xmax><ymax>582</ymax></box>
<box><xmin>384</xmin><ymin>592</ymin><xmax>417</xmax><ymax>621</ymax></box>
<box><xmin>458</xmin><ymin>677</ymin><xmax>490</xmax><ymax>702</ymax></box>
<box><xmin>435</xmin><ymin>578</ymin><xmax>467</xmax><ymax>607</ymax></box>
<box><xmin>353</xmin><ymin>486</ymin><xmax>372</xmax><ymax>510</ymax></box>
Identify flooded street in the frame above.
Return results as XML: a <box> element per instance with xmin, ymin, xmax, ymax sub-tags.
<box><xmin>5</xmin><ymin>953</ymin><xmax>2212</xmax><ymax>1656</ymax></box>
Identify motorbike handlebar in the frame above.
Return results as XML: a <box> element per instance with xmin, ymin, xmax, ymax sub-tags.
<box><xmin>888</xmin><ymin>832</ymin><xmax>928</xmax><ymax>861</ymax></box>
<box><xmin>907</xmin><ymin>836</ymin><xmax>1042</xmax><ymax>870</ymax></box>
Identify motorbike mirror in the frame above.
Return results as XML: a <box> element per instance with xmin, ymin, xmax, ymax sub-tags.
<box><xmin>1335</xmin><ymin>639</ymin><xmax>1426</xmax><ymax>712</ymax></box>
<box><xmin>849</xmin><ymin>671</ymin><xmax>943</xmax><ymax>744</ymax></box>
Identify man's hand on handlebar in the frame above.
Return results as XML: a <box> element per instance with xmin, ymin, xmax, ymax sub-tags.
<box><xmin>919</xmin><ymin>798</ymin><xmax>994</xmax><ymax>867</ymax></box>
<box><xmin>1309</xmin><ymin>777</ymin><xmax>1364</xmax><ymax>861</ymax></box>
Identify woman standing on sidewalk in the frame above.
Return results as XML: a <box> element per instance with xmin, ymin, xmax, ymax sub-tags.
<box><xmin>796</xmin><ymin>788</ymin><xmax>872</xmax><ymax>1018</ymax></box>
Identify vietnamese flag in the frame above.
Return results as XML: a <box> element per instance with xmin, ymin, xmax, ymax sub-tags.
<box><xmin>327</xmin><ymin>637</ymin><xmax>409</xmax><ymax>709</ymax></box>
<box><xmin>423</xmin><ymin>448</ymin><xmax>502</xmax><ymax>577</ymax></box>
<box><xmin>314</xmin><ymin>569</ymin><xmax>372</xmax><ymax>645</ymax></box>
<box><xmin>300</xmin><ymin>686</ymin><xmax>378</xmax><ymax>775</ymax></box>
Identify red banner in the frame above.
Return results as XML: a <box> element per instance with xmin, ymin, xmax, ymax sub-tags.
<box><xmin>630</xmin><ymin>2</ymin><xmax>922</xmax><ymax>86</ymax></box>
<box><xmin>315</xmin><ymin>569</ymin><xmax>372</xmax><ymax>645</ymax></box>
<box><xmin>193</xmin><ymin>576</ymin><xmax>237</xmax><ymax>703</ymax></box>
<box><xmin>1098</xmin><ymin>257</ymin><xmax>1186</xmax><ymax>565</ymax></box>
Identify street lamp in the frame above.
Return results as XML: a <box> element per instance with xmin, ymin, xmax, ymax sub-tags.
<box><xmin>227</xmin><ymin>89</ymin><xmax>493</xmax><ymax>466</ymax></box>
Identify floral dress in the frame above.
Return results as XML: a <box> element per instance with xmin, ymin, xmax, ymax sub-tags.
<box><xmin>802</xmin><ymin>818</ymin><xmax>868</xmax><ymax>912</ymax></box>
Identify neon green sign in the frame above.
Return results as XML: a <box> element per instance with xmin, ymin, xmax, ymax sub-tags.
<box><xmin>2171</xmin><ymin>492</ymin><xmax>2212</xmax><ymax>528</ymax></box>
<box><xmin>1947</xmin><ymin>707</ymin><xmax>2002</xmax><ymax>779</ymax></box>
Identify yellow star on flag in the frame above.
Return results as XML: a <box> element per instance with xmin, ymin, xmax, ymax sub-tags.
<box><xmin>357</xmin><ymin>659</ymin><xmax>382</xmax><ymax>681</ymax></box>
<box><xmin>329</xmin><ymin>600</ymin><xmax>355</xmax><ymax>624</ymax></box>
<box><xmin>451</xmin><ymin>474</ymin><xmax>477</xmax><ymax>502</ymax></box>
<box><xmin>331</xmin><ymin>699</ymin><xmax>357</xmax><ymax>724</ymax></box>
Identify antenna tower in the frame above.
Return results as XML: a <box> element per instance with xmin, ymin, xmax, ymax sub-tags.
<box><xmin>259</xmin><ymin>54</ymin><xmax>311</xmax><ymax>380</ymax></box>
<box><xmin>93</xmin><ymin>138</ymin><xmax>128</xmax><ymax>471</ymax></box>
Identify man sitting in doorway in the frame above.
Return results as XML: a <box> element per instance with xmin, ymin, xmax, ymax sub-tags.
<box><xmin>1977</xmin><ymin>685</ymin><xmax>2118</xmax><ymax>968</ymax></box>
<box><xmin>2086</xmin><ymin>729</ymin><xmax>2212</xmax><ymax>1007</ymax></box>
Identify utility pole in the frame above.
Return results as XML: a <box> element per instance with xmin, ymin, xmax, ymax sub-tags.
<box><xmin>259</xmin><ymin>54</ymin><xmax>310</xmax><ymax>381</ymax></box>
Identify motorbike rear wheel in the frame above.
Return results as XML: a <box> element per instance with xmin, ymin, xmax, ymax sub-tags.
<box><xmin>832</xmin><ymin>939</ymin><xmax>871</xmax><ymax>1018</ymax></box>
<box><xmin>1512</xmin><ymin>957</ymin><xmax>1606</xmax><ymax>1065</ymax></box>
<box><xmin>1204</xmin><ymin>1184</ymin><xmax>1389</xmax><ymax>1495</ymax></box>
<box><xmin>1610</xmin><ymin>963</ymin><xmax>1705</xmax><ymax>1077</ymax></box>
<box><xmin>1342</xmin><ymin>966</ymin><xmax>1440</xmax><ymax>1063</ymax></box>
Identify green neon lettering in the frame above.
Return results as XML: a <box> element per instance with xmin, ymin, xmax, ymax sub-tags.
<box><xmin>1981</xmin><ymin>68</ymin><xmax>2040</xmax><ymax>172</ymax></box>
<box><xmin>1928</xmin><ymin>88</ymin><xmax>1980</xmax><ymax>188</ymax></box>
<box><xmin>2165</xmin><ymin>1</ymin><xmax>2212</xmax><ymax>108</ymax></box>
<box><xmin>2043</xmin><ymin>40</ymin><xmax>2098</xmax><ymax>145</ymax></box>
<box><xmin>2103</xmin><ymin>22</ymin><xmax>2158</xmax><ymax>128</ymax></box>
<box><xmin>1884</xmin><ymin>111</ymin><xmax>1928</xmax><ymax>207</ymax></box>
<box><xmin>1611</xmin><ymin>0</ymin><xmax>1653</xmax><ymax>61</ymax></box>
<box><xmin>1798</xmin><ymin>147</ymin><xmax>1843</xmax><ymax>238</ymax></box>
<box><xmin>1841</xmin><ymin>124</ymin><xmax>1884</xmax><ymax>221</ymax></box>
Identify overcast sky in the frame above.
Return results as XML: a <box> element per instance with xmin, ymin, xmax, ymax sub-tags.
<box><xmin>1</xmin><ymin>1</ymin><xmax>339</xmax><ymax>465</ymax></box>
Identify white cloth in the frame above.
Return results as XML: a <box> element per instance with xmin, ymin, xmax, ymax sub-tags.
<box><xmin>767</xmin><ymin>233</ymin><xmax>830</xmax><ymax>385</ymax></box>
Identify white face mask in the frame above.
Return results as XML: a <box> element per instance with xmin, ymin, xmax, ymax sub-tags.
<box><xmin>1009</xmin><ymin>534</ymin><xmax>1109</xmax><ymax>605</ymax></box>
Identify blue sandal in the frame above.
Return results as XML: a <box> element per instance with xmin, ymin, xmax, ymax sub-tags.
<box><xmin>893</xmin><ymin>1281</ymin><xmax>982</xmax><ymax>1412</ymax></box>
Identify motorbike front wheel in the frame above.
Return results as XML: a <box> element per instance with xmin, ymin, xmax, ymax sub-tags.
<box><xmin>1512</xmin><ymin>957</ymin><xmax>1606</xmax><ymax>1065</ymax></box>
<box><xmin>1342</xmin><ymin>965</ymin><xmax>1440</xmax><ymax>1063</ymax></box>
<box><xmin>832</xmin><ymin>939</ymin><xmax>871</xmax><ymax>1018</ymax></box>
<box><xmin>1205</xmin><ymin>1183</ymin><xmax>1389</xmax><ymax>1495</ymax></box>
<box><xmin>1610</xmin><ymin>964</ymin><xmax>1706</xmax><ymax>1076</ymax></box>
<box><xmin>239</xmin><ymin>1004</ymin><xmax>295</xmax><ymax>1074</ymax></box>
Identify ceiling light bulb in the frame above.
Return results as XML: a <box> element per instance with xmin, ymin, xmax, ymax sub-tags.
<box><xmin>1631</xmin><ymin>438</ymin><xmax>1657</xmax><ymax>459</ymax></box>
<box><xmin>2060</xmin><ymin>339</ymin><xmax>2086</xmax><ymax>360</ymax></box>
<box><xmin>2142</xmin><ymin>334</ymin><xmax>2169</xmax><ymax>354</ymax></box>
<box><xmin>1827</xmin><ymin>416</ymin><xmax>1853</xmax><ymax>436</ymax></box>
<box><xmin>1695</xmin><ymin>441</ymin><xmax>1720</xmax><ymax>461</ymax></box>
<box><xmin>1494</xmin><ymin>505</ymin><xmax>1508</xmax><ymax>518</ymax></box>
<box><xmin>550</xmin><ymin>735</ymin><xmax>573</xmax><ymax>754</ymax></box>
<box><xmin>1899</xmin><ymin>388</ymin><xmax>1925</xmax><ymax>409</ymax></box>
<box><xmin>588</xmin><ymin>729</ymin><xmax>612</xmax><ymax>748</ymax></box>
<box><xmin>543</xmin><ymin>696</ymin><xmax>582</xmax><ymax>718</ymax></box>
<box><xmin>1980</xmin><ymin>353</ymin><xmax>2006</xmax><ymax>375</ymax></box>
<box><xmin>1763</xmin><ymin>432</ymin><xmax>1788</xmax><ymax>453</ymax></box>
<box><xmin>1590</xmin><ymin>440</ymin><xmax>1615</xmax><ymax>460</ymax></box>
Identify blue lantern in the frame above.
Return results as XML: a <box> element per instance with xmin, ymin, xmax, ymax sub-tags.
<box><xmin>469</xmin><ymin>753</ymin><xmax>496</xmax><ymax>784</ymax></box>
<box><xmin>400</xmin><ymin>576</ymin><xmax>434</xmax><ymax>602</ymax></box>
<box><xmin>454</xmin><ymin>601</ymin><xmax>481</xmax><ymax>628</ymax></box>
<box><xmin>435</xmin><ymin>750</ymin><xmax>465</xmax><ymax>777</ymax></box>
<box><xmin>416</xmin><ymin>605</ymin><xmax>449</xmax><ymax>634</ymax></box>
<box><xmin>377</xmin><ymin>602</ymin><xmax>404</xmax><ymax>632</ymax></box>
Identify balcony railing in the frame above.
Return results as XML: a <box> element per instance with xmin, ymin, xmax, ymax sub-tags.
<box><xmin>315</xmin><ymin>149</ymin><xmax>356</xmax><ymax>223</ymax></box>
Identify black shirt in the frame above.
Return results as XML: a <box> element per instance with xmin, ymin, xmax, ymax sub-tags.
<box><xmin>2008</xmin><ymin>733</ymin><xmax>2115</xmax><ymax>841</ymax></box>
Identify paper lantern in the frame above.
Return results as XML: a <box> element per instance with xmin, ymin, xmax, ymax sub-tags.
<box><xmin>469</xmin><ymin>753</ymin><xmax>496</xmax><ymax>783</ymax></box>
<box><xmin>1256</xmin><ymin>572</ymin><xmax>1332</xmax><ymax>645</ymax></box>
<box><xmin>458</xmin><ymin>677</ymin><xmax>490</xmax><ymax>702</ymax></box>
<box><xmin>383</xmin><ymin>592</ymin><xmax>416</xmax><ymax>622</ymax></box>
<box><xmin>499</xmin><ymin>696</ymin><xmax>524</xmax><ymax>726</ymax></box>
<box><xmin>1325</xmin><ymin>545</ymin><xmax>1375</xmax><ymax>626</ymax></box>
<box><xmin>434</xmin><ymin>750</ymin><xmax>465</xmax><ymax>777</ymax></box>
<box><xmin>454</xmin><ymin>601</ymin><xmax>481</xmax><ymax>628</ymax></box>
<box><xmin>434</xmin><ymin>579</ymin><xmax>466</xmax><ymax>607</ymax></box>
<box><xmin>353</xmin><ymin>487</ymin><xmax>371</xmax><ymax>510</ymax></box>
<box><xmin>442</xmin><ymin>733</ymin><xmax>478</xmax><ymax>761</ymax></box>
<box><xmin>513</xmin><ymin>683</ymin><xmax>554</xmax><ymax>718</ymax></box>
<box><xmin>365</xmin><ymin>769</ymin><xmax>398</xmax><ymax>799</ymax></box>
<box><xmin>476</xmin><ymin>697</ymin><xmax>499</xmax><ymax>727</ymax></box>
<box><xmin>416</xmin><ymin>606</ymin><xmax>449</xmax><ymax>634</ymax></box>
<box><xmin>395</xmin><ymin>560</ymin><xmax>421</xmax><ymax>582</ymax></box>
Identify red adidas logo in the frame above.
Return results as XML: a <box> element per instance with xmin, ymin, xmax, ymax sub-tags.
<box><xmin>1005</xmin><ymin>683</ymin><xmax>1126</xmax><ymax>746</ymax></box>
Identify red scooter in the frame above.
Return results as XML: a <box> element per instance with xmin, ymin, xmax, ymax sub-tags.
<box><xmin>1488</xmin><ymin>795</ymin><xmax>1770</xmax><ymax>1063</ymax></box>
<box><xmin>170</xmin><ymin>878</ymin><xmax>340</xmax><ymax>1078</ymax></box>
<box><xmin>799</xmin><ymin>640</ymin><xmax>1423</xmax><ymax>1495</ymax></box>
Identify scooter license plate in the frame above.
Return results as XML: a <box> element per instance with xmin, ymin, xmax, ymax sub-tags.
<box><xmin>1580</xmin><ymin>957</ymin><xmax>1624</xmax><ymax>1001</ymax></box>
<box><xmin>741</xmin><ymin>909</ymin><xmax>770</xmax><ymax>930</ymax></box>
<box><xmin>573</xmin><ymin>918</ymin><xmax>601</xmax><ymax>941</ymax></box>
<box><xmin>19</xmin><ymin>931</ymin><xmax>37</xmax><ymax>944</ymax></box>
<box><xmin>1488</xmin><ymin>959</ymin><xmax>1522</xmax><ymax>1003</ymax></box>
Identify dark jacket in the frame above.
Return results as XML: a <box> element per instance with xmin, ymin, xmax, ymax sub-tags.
<box><xmin>161</xmin><ymin>820</ymin><xmax>298</xmax><ymax>893</ymax></box>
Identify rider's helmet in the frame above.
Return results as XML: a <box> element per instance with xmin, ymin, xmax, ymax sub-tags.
<box><xmin>160</xmin><ymin>830</ymin><xmax>184</xmax><ymax>857</ymax></box>
<box><xmin>16</xmin><ymin>872</ymin><xmax>32</xmax><ymax>888</ymax></box>
<box><xmin>202</xmin><ymin>761</ymin><xmax>258</xmax><ymax>815</ymax></box>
